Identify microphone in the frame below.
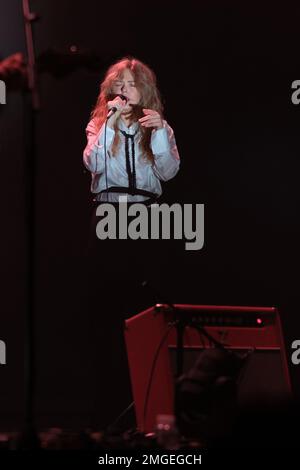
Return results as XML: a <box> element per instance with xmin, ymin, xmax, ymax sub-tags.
<box><xmin>106</xmin><ymin>94</ymin><xmax>128</xmax><ymax>119</ymax></box>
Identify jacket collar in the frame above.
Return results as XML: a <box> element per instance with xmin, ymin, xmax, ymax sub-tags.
<box><xmin>118</xmin><ymin>118</ymin><xmax>139</xmax><ymax>134</ymax></box>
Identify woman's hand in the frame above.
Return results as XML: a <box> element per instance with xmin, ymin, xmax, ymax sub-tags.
<box><xmin>139</xmin><ymin>109</ymin><xmax>163</xmax><ymax>129</ymax></box>
<box><xmin>107</xmin><ymin>95</ymin><xmax>128</xmax><ymax>115</ymax></box>
<box><xmin>106</xmin><ymin>95</ymin><xmax>129</xmax><ymax>127</ymax></box>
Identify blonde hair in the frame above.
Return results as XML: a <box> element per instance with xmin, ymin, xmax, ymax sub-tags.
<box><xmin>91</xmin><ymin>57</ymin><xmax>164</xmax><ymax>162</ymax></box>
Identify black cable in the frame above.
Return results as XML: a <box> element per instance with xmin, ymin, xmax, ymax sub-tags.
<box><xmin>142</xmin><ymin>322</ymin><xmax>175</xmax><ymax>434</ymax></box>
<box><xmin>105</xmin><ymin>401</ymin><xmax>135</xmax><ymax>434</ymax></box>
<box><xmin>104</xmin><ymin>117</ymin><xmax>109</xmax><ymax>202</ymax></box>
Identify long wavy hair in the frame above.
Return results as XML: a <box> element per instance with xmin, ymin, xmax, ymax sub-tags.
<box><xmin>90</xmin><ymin>57</ymin><xmax>164</xmax><ymax>162</ymax></box>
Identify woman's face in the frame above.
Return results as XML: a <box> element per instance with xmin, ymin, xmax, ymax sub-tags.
<box><xmin>111</xmin><ymin>68</ymin><xmax>141</xmax><ymax>111</ymax></box>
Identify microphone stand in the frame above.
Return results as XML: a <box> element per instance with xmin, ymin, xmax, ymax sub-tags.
<box><xmin>174</xmin><ymin>309</ymin><xmax>248</xmax><ymax>378</ymax></box>
<box><xmin>172</xmin><ymin>311</ymin><xmax>228</xmax><ymax>378</ymax></box>
<box><xmin>147</xmin><ymin>288</ymin><xmax>236</xmax><ymax>378</ymax></box>
<box><xmin>19</xmin><ymin>0</ymin><xmax>40</xmax><ymax>448</ymax></box>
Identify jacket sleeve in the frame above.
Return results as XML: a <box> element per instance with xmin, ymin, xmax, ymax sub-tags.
<box><xmin>83</xmin><ymin>119</ymin><xmax>115</xmax><ymax>174</ymax></box>
<box><xmin>150</xmin><ymin>121</ymin><xmax>180</xmax><ymax>181</ymax></box>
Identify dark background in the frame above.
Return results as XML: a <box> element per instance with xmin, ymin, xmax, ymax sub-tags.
<box><xmin>1</xmin><ymin>0</ymin><xmax>300</xmax><ymax>431</ymax></box>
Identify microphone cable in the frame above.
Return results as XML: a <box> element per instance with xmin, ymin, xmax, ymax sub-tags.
<box><xmin>103</xmin><ymin>94</ymin><xmax>127</xmax><ymax>202</ymax></box>
<box><xmin>104</xmin><ymin>116</ymin><xmax>109</xmax><ymax>202</ymax></box>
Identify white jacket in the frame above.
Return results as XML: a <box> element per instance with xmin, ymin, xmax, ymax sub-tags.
<box><xmin>83</xmin><ymin>117</ymin><xmax>180</xmax><ymax>202</ymax></box>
